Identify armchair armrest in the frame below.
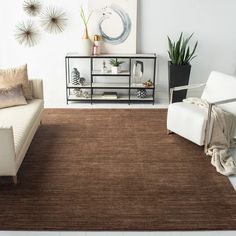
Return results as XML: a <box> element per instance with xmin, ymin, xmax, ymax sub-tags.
<box><xmin>0</xmin><ymin>126</ymin><xmax>16</xmax><ymax>175</ymax></box>
<box><xmin>204</xmin><ymin>97</ymin><xmax>236</xmax><ymax>154</ymax></box>
<box><xmin>171</xmin><ymin>83</ymin><xmax>206</xmax><ymax>92</ymax></box>
<box><xmin>170</xmin><ymin>83</ymin><xmax>206</xmax><ymax>104</ymax></box>
<box><xmin>209</xmin><ymin>98</ymin><xmax>236</xmax><ymax>106</ymax></box>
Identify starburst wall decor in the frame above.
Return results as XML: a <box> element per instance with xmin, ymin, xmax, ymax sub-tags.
<box><xmin>23</xmin><ymin>0</ymin><xmax>42</xmax><ymax>16</ymax></box>
<box><xmin>40</xmin><ymin>6</ymin><xmax>67</xmax><ymax>34</ymax></box>
<box><xmin>15</xmin><ymin>20</ymin><xmax>40</xmax><ymax>47</ymax></box>
<box><xmin>14</xmin><ymin>1</ymin><xmax>67</xmax><ymax>47</ymax></box>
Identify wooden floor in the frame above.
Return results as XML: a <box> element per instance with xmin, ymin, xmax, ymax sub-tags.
<box><xmin>0</xmin><ymin>109</ymin><xmax>235</xmax><ymax>231</ymax></box>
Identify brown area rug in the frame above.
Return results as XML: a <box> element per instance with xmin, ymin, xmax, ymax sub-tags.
<box><xmin>0</xmin><ymin>109</ymin><xmax>235</xmax><ymax>231</ymax></box>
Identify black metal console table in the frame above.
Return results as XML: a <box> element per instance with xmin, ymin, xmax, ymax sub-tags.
<box><xmin>65</xmin><ymin>53</ymin><xmax>157</xmax><ymax>105</ymax></box>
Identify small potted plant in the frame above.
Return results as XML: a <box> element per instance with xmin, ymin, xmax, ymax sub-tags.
<box><xmin>109</xmin><ymin>58</ymin><xmax>124</xmax><ymax>74</ymax></box>
<box><xmin>168</xmin><ymin>32</ymin><xmax>198</xmax><ymax>103</ymax></box>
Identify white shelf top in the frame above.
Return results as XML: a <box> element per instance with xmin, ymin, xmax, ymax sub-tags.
<box><xmin>92</xmin><ymin>70</ymin><xmax>130</xmax><ymax>75</ymax></box>
<box><xmin>93</xmin><ymin>95</ymin><xmax>128</xmax><ymax>100</ymax></box>
<box><xmin>68</xmin><ymin>95</ymin><xmax>91</xmax><ymax>100</ymax></box>
<box><xmin>66</xmin><ymin>53</ymin><xmax>156</xmax><ymax>58</ymax></box>
<box><xmin>68</xmin><ymin>94</ymin><xmax>153</xmax><ymax>101</ymax></box>
<box><xmin>93</xmin><ymin>83</ymin><xmax>129</xmax><ymax>88</ymax></box>
<box><xmin>68</xmin><ymin>83</ymin><xmax>91</xmax><ymax>88</ymax></box>
<box><xmin>131</xmin><ymin>83</ymin><xmax>154</xmax><ymax>89</ymax></box>
<box><xmin>130</xmin><ymin>95</ymin><xmax>153</xmax><ymax>101</ymax></box>
<box><xmin>68</xmin><ymin>82</ymin><xmax>154</xmax><ymax>89</ymax></box>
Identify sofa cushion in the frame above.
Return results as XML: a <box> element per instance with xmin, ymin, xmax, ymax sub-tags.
<box><xmin>0</xmin><ymin>84</ymin><xmax>27</xmax><ymax>109</ymax></box>
<box><xmin>0</xmin><ymin>64</ymin><xmax>33</xmax><ymax>100</ymax></box>
<box><xmin>0</xmin><ymin>99</ymin><xmax>43</xmax><ymax>156</ymax></box>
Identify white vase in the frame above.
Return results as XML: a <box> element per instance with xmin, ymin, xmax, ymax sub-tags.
<box><xmin>81</xmin><ymin>28</ymin><xmax>92</xmax><ymax>56</ymax></box>
<box><xmin>112</xmin><ymin>66</ymin><xmax>119</xmax><ymax>74</ymax></box>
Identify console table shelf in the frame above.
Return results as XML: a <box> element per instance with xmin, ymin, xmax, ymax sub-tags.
<box><xmin>65</xmin><ymin>53</ymin><xmax>157</xmax><ymax>105</ymax></box>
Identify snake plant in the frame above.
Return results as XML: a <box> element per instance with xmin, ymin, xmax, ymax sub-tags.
<box><xmin>168</xmin><ymin>32</ymin><xmax>198</xmax><ymax>65</ymax></box>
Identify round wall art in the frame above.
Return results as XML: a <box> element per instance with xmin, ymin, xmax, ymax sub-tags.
<box><xmin>98</xmin><ymin>4</ymin><xmax>131</xmax><ymax>45</ymax></box>
<box><xmin>88</xmin><ymin>0</ymin><xmax>137</xmax><ymax>54</ymax></box>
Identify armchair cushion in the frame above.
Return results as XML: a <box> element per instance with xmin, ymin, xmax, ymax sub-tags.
<box><xmin>167</xmin><ymin>102</ymin><xmax>209</xmax><ymax>145</ymax></box>
<box><xmin>201</xmin><ymin>71</ymin><xmax>236</xmax><ymax>115</ymax></box>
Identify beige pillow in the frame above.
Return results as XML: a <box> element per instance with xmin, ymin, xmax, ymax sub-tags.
<box><xmin>0</xmin><ymin>64</ymin><xmax>32</xmax><ymax>99</ymax></box>
<box><xmin>0</xmin><ymin>84</ymin><xmax>27</xmax><ymax>109</ymax></box>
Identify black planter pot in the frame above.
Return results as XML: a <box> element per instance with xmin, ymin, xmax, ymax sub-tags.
<box><xmin>168</xmin><ymin>62</ymin><xmax>191</xmax><ymax>103</ymax></box>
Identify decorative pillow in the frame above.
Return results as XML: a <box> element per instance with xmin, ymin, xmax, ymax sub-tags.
<box><xmin>0</xmin><ymin>64</ymin><xmax>32</xmax><ymax>99</ymax></box>
<box><xmin>0</xmin><ymin>84</ymin><xmax>27</xmax><ymax>109</ymax></box>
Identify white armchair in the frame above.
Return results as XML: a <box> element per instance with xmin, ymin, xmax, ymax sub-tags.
<box><xmin>167</xmin><ymin>71</ymin><xmax>236</xmax><ymax>152</ymax></box>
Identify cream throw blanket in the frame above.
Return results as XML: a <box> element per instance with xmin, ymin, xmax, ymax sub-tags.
<box><xmin>184</xmin><ymin>97</ymin><xmax>236</xmax><ymax>176</ymax></box>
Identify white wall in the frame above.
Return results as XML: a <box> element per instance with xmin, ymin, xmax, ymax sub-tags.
<box><xmin>1</xmin><ymin>0</ymin><xmax>236</xmax><ymax>107</ymax></box>
<box><xmin>137</xmin><ymin>0</ymin><xmax>236</xmax><ymax>94</ymax></box>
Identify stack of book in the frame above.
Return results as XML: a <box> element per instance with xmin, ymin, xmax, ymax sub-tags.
<box><xmin>102</xmin><ymin>92</ymin><xmax>118</xmax><ymax>99</ymax></box>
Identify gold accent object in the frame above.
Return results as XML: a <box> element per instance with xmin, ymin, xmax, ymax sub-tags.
<box><xmin>94</xmin><ymin>35</ymin><xmax>101</xmax><ymax>41</ymax></box>
<box><xmin>82</xmin><ymin>27</ymin><xmax>89</xmax><ymax>39</ymax></box>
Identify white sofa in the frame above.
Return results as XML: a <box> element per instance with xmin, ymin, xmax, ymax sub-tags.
<box><xmin>0</xmin><ymin>80</ymin><xmax>44</xmax><ymax>184</ymax></box>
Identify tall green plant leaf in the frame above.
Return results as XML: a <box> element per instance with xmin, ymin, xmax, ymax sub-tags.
<box><xmin>175</xmin><ymin>32</ymin><xmax>183</xmax><ymax>64</ymax></box>
<box><xmin>173</xmin><ymin>42</ymin><xmax>177</xmax><ymax>64</ymax></box>
<box><xmin>184</xmin><ymin>47</ymin><xmax>190</xmax><ymax>64</ymax></box>
<box><xmin>187</xmin><ymin>41</ymin><xmax>198</xmax><ymax>62</ymax></box>
<box><xmin>167</xmin><ymin>36</ymin><xmax>174</xmax><ymax>62</ymax></box>
<box><xmin>167</xmin><ymin>32</ymin><xmax>198</xmax><ymax>65</ymax></box>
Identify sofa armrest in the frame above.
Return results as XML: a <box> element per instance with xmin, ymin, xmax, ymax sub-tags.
<box><xmin>0</xmin><ymin>126</ymin><xmax>17</xmax><ymax>175</ymax></box>
<box><xmin>30</xmin><ymin>79</ymin><xmax>44</xmax><ymax>99</ymax></box>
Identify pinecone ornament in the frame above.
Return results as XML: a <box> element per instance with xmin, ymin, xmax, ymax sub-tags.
<box><xmin>71</xmin><ymin>68</ymin><xmax>80</xmax><ymax>85</ymax></box>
